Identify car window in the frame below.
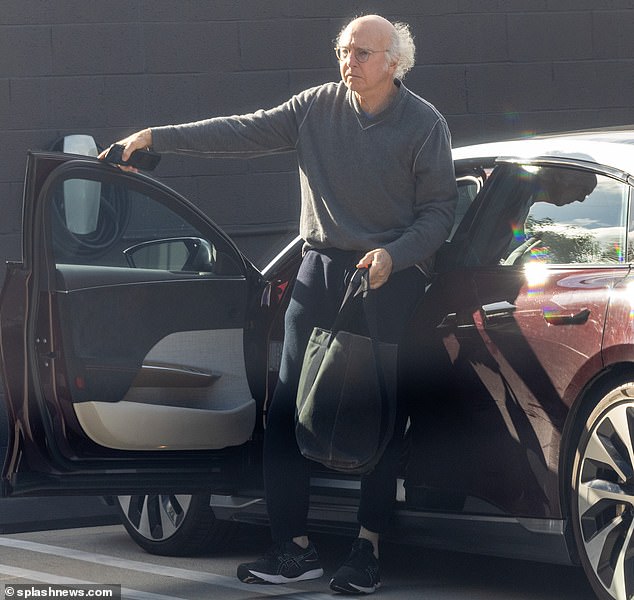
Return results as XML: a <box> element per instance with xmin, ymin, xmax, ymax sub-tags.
<box><xmin>447</xmin><ymin>175</ymin><xmax>483</xmax><ymax>241</ymax></box>
<box><xmin>48</xmin><ymin>175</ymin><xmax>243</xmax><ymax>275</ymax></box>
<box><xmin>465</xmin><ymin>164</ymin><xmax>629</xmax><ymax>267</ymax></box>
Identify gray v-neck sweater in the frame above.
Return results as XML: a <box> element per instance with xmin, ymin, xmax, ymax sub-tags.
<box><xmin>151</xmin><ymin>81</ymin><xmax>457</xmax><ymax>275</ymax></box>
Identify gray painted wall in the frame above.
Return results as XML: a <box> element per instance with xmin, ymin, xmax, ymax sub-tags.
<box><xmin>2</xmin><ymin>0</ymin><xmax>634</xmax><ymax>269</ymax></box>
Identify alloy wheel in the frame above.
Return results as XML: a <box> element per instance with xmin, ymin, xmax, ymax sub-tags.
<box><xmin>117</xmin><ymin>494</ymin><xmax>192</xmax><ymax>542</ymax></box>
<box><xmin>573</xmin><ymin>385</ymin><xmax>634</xmax><ymax>600</ymax></box>
<box><xmin>115</xmin><ymin>493</ymin><xmax>235</xmax><ymax>555</ymax></box>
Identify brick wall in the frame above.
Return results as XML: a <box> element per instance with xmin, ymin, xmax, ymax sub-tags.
<box><xmin>2</xmin><ymin>0</ymin><xmax>634</xmax><ymax>269</ymax></box>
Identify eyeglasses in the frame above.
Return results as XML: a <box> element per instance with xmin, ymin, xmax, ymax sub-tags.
<box><xmin>334</xmin><ymin>46</ymin><xmax>389</xmax><ymax>63</ymax></box>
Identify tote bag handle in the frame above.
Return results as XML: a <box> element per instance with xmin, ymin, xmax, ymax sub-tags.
<box><xmin>332</xmin><ymin>267</ymin><xmax>381</xmax><ymax>340</ymax></box>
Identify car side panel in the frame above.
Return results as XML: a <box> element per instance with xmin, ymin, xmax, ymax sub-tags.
<box><xmin>404</xmin><ymin>266</ymin><xmax>620</xmax><ymax>519</ymax></box>
<box><xmin>601</xmin><ymin>269</ymin><xmax>634</xmax><ymax>366</ymax></box>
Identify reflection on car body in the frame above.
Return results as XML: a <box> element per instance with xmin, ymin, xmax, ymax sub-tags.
<box><xmin>2</xmin><ymin>127</ymin><xmax>634</xmax><ymax>600</ymax></box>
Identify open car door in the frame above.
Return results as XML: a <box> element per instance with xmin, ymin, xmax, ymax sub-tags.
<box><xmin>0</xmin><ymin>152</ymin><xmax>265</xmax><ymax>497</ymax></box>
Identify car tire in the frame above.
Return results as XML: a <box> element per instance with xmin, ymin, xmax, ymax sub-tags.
<box><xmin>570</xmin><ymin>382</ymin><xmax>634</xmax><ymax>600</ymax></box>
<box><xmin>116</xmin><ymin>493</ymin><xmax>236</xmax><ymax>556</ymax></box>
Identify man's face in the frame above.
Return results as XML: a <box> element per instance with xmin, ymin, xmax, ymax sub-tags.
<box><xmin>338</xmin><ymin>18</ymin><xmax>396</xmax><ymax>97</ymax></box>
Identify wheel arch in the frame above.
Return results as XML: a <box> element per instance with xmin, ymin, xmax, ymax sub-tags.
<box><xmin>558</xmin><ymin>361</ymin><xmax>634</xmax><ymax>561</ymax></box>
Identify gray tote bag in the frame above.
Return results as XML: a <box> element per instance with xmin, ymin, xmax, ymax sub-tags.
<box><xmin>295</xmin><ymin>269</ymin><xmax>398</xmax><ymax>474</ymax></box>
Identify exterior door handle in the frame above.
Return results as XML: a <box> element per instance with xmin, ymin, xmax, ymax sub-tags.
<box><xmin>543</xmin><ymin>308</ymin><xmax>590</xmax><ymax>325</ymax></box>
<box><xmin>481</xmin><ymin>301</ymin><xmax>517</xmax><ymax>324</ymax></box>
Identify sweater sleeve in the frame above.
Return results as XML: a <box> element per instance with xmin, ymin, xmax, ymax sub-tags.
<box><xmin>150</xmin><ymin>90</ymin><xmax>317</xmax><ymax>158</ymax></box>
<box><xmin>383</xmin><ymin>118</ymin><xmax>458</xmax><ymax>273</ymax></box>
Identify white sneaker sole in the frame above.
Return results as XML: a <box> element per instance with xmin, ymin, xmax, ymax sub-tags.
<box><xmin>248</xmin><ymin>567</ymin><xmax>324</xmax><ymax>584</ymax></box>
<box><xmin>330</xmin><ymin>579</ymin><xmax>381</xmax><ymax>594</ymax></box>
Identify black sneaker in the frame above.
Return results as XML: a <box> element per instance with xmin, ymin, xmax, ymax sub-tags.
<box><xmin>330</xmin><ymin>538</ymin><xmax>381</xmax><ymax>594</ymax></box>
<box><xmin>237</xmin><ymin>540</ymin><xmax>324</xmax><ymax>584</ymax></box>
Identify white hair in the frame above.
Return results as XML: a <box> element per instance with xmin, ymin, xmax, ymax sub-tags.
<box><xmin>388</xmin><ymin>22</ymin><xmax>416</xmax><ymax>80</ymax></box>
<box><xmin>336</xmin><ymin>17</ymin><xmax>416</xmax><ymax>80</ymax></box>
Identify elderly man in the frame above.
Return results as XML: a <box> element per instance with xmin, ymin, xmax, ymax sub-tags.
<box><xmin>104</xmin><ymin>14</ymin><xmax>457</xmax><ymax>595</ymax></box>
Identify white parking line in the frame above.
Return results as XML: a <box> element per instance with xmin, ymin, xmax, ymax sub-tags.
<box><xmin>0</xmin><ymin>563</ymin><xmax>184</xmax><ymax>600</ymax></box>
<box><xmin>0</xmin><ymin>537</ymin><xmax>334</xmax><ymax>600</ymax></box>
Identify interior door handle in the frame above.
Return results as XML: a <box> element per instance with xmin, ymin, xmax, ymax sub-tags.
<box><xmin>437</xmin><ymin>312</ymin><xmax>477</xmax><ymax>330</ymax></box>
<box><xmin>543</xmin><ymin>308</ymin><xmax>591</xmax><ymax>325</ymax></box>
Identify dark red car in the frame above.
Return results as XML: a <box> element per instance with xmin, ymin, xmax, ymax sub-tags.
<box><xmin>2</xmin><ymin>128</ymin><xmax>634</xmax><ymax>600</ymax></box>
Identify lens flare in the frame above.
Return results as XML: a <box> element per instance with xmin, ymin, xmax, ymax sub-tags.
<box><xmin>524</xmin><ymin>262</ymin><xmax>549</xmax><ymax>296</ymax></box>
<box><xmin>512</xmin><ymin>222</ymin><xmax>525</xmax><ymax>242</ymax></box>
<box><xmin>614</xmin><ymin>242</ymin><xmax>624</xmax><ymax>263</ymax></box>
<box><xmin>528</xmin><ymin>245</ymin><xmax>550</xmax><ymax>262</ymax></box>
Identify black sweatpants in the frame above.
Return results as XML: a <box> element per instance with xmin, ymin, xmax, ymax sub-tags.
<box><xmin>263</xmin><ymin>248</ymin><xmax>427</xmax><ymax>542</ymax></box>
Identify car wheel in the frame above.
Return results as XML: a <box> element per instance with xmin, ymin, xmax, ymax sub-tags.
<box><xmin>116</xmin><ymin>493</ymin><xmax>236</xmax><ymax>556</ymax></box>
<box><xmin>570</xmin><ymin>382</ymin><xmax>634</xmax><ymax>600</ymax></box>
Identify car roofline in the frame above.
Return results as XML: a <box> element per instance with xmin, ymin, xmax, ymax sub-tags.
<box><xmin>453</xmin><ymin>132</ymin><xmax>634</xmax><ymax>177</ymax></box>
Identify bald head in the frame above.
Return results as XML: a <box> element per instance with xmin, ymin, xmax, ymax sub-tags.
<box><xmin>346</xmin><ymin>14</ymin><xmax>395</xmax><ymax>40</ymax></box>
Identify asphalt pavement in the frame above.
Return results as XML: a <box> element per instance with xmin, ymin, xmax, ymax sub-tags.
<box><xmin>0</xmin><ymin>495</ymin><xmax>119</xmax><ymax>534</ymax></box>
<box><xmin>0</xmin><ymin>524</ymin><xmax>597</xmax><ymax>600</ymax></box>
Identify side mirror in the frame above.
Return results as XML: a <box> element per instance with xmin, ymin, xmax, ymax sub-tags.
<box><xmin>61</xmin><ymin>135</ymin><xmax>101</xmax><ymax>235</ymax></box>
<box><xmin>62</xmin><ymin>134</ymin><xmax>98</xmax><ymax>157</ymax></box>
<box><xmin>123</xmin><ymin>237</ymin><xmax>216</xmax><ymax>273</ymax></box>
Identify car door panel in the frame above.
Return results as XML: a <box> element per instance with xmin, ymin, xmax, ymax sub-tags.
<box><xmin>1</xmin><ymin>153</ymin><xmax>264</xmax><ymax>495</ymax></box>
<box><xmin>74</xmin><ymin>328</ymin><xmax>255</xmax><ymax>451</ymax></box>
<box><xmin>55</xmin><ymin>268</ymin><xmax>254</xmax><ymax>451</ymax></box>
<box><xmin>55</xmin><ymin>266</ymin><xmax>247</xmax><ymax>403</ymax></box>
